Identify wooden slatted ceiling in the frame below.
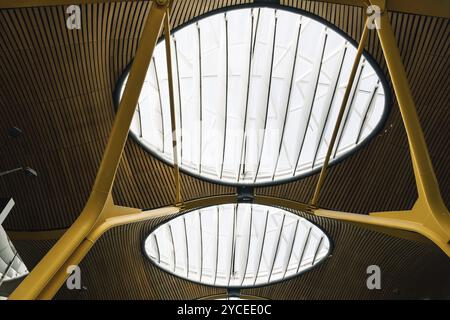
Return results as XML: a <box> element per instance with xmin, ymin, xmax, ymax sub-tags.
<box><xmin>13</xmin><ymin>209</ymin><xmax>450</xmax><ymax>299</ymax></box>
<box><xmin>0</xmin><ymin>0</ymin><xmax>448</xmax><ymax>233</ymax></box>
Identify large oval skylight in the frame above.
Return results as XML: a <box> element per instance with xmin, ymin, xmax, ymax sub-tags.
<box><xmin>144</xmin><ymin>204</ymin><xmax>331</xmax><ymax>287</ymax></box>
<box><xmin>118</xmin><ymin>7</ymin><xmax>388</xmax><ymax>185</ymax></box>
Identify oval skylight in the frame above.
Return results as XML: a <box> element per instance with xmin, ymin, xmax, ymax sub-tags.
<box><xmin>144</xmin><ymin>204</ymin><xmax>331</xmax><ymax>287</ymax></box>
<box><xmin>118</xmin><ymin>7</ymin><xmax>388</xmax><ymax>185</ymax></box>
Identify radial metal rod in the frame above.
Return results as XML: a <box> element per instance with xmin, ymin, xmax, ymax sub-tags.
<box><xmin>241</xmin><ymin>205</ymin><xmax>253</xmax><ymax>286</ymax></box>
<box><xmin>173</xmin><ymin>38</ymin><xmax>184</xmax><ymax>163</ymax></box>
<box><xmin>214</xmin><ymin>206</ymin><xmax>220</xmax><ymax>285</ymax></box>
<box><xmin>356</xmin><ymin>81</ymin><xmax>379</xmax><ymax>144</ymax></box>
<box><xmin>0</xmin><ymin>252</ymin><xmax>18</xmax><ymax>286</ymax></box>
<box><xmin>228</xmin><ymin>204</ymin><xmax>237</xmax><ymax>286</ymax></box>
<box><xmin>238</xmin><ymin>10</ymin><xmax>257</xmax><ymax>182</ymax></box>
<box><xmin>312</xmin><ymin>236</ymin><xmax>324</xmax><ymax>265</ymax></box>
<box><xmin>267</xmin><ymin>214</ymin><xmax>286</xmax><ymax>283</ymax></box>
<box><xmin>310</xmin><ymin>20</ymin><xmax>369</xmax><ymax>207</ymax></box>
<box><xmin>164</xmin><ymin>8</ymin><xmax>182</xmax><ymax>206</ymax></box>
<box><xmin>272</xmin><ymin>19</ymin><xmax>302</xmax><ymax>180</ymax></box>
<box><xmin>332</xmin><ymin>62</ymin><xmax>365</xmax><ymax>159</ymax></box>
<box><xmin>311</xmin><ymin>44</ymin><xmax>348</xmax><ymax>168</ymax></box>
<box><xmin>282</xmin><ymin>219</ymin><xmax>299</xmax><ymax>279</ymax></box>
<box><xmin>293</xmin><ymin>31</ymin><xmax>328</xmax><ymax>176</ymax></box>
<box><xmin>197</xmin><ymin>22</ymin><xmax>203</xmax><ymax>175</ymax></box>
<box><xmin>296</xmin><ymin>227</ymin><xmax>312</xmax><ymax>273</ymax></box>
<box><xmin>183</xmin><ymin>216</ymin><xmax>189</xmax><ymax>277</ymax></box>
<box><xmin>198</xmin><ymin>210</ymin><xmax>203</xmax><ymax>282</ymax></box>
<box><xmin>168</xmin><ymin>224</ymin><xmax>176</xmax><ymax>273</ymax></box>
<box><xmin>137</xmin><ymin>103</ymin><xmax>143</xmax><ymax>138</ymax></box>
<box><xmin>152</xmin><ymin>57</ymin><xmax>165</xmax><ymax>151</ymax></box>
<box><xmin>220</xmin><ymin>14</ymin><xmax>229</xmax><ymax>179</ymax></box>
<box><xmin>254</xmin><ymin>210</ymin><xmax>269</xmax><ymax>285</ymax></box>
<box><xmin>153</xmin><ymin>234</ymin><xmax>161</xmax><ymax>264</ymax></box>
<box><xmin>254</xmin><ymin>14</ymin><xmax>278</xmax><ymax>182</ymax></box>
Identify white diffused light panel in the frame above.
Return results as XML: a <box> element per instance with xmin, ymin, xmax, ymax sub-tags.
<box><xmin>119</xmin><ymin>7</ymin><xmax>387</xmax><ymax>185</ymax></box>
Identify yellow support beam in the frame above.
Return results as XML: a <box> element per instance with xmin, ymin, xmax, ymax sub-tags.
<box><xmin>163</xmin><ymin>7</ymin><xmax>183</xmax><ymax>206</ymax></box>
<box><xmin>310</xmin><ymin>19</ymin><xmax>369</xmax><ymax>207</ymax></box>
<box><xmin>36</xmin><ymin>205</ymin><xmax>179</xmax><ymax>300</ymax></box>
<box><xmin>9</xmin><ymin>1</ymin><xmax>169</xmax><ymax>300</ymax></box>
<box><xmin>314</xmin><ymin>2</ymin><xmax>450</xmax><ymax>256</ymax></box>
<box><xmin>369</xmin><ymin>2</ymin><xmax>450</xmax><ymax>255</ymax></box>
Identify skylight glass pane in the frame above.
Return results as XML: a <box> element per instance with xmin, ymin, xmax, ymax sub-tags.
<box><xmin>119</xmin><ymin>7</ymin><xmax>388</xmax><ymax>185</ymax></box>
<box><xmin>144</xmin><ymin>204</ymin><xmax>331</xmax><ymax>288</ymax></box>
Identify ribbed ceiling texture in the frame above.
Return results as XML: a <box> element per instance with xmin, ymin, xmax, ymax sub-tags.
<box><xmin>1</xmin><ymin>0</ymin><xmax>449</xmax><ymax>300</ymax></box>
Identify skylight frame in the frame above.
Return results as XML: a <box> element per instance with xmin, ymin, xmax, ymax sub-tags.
<box><xmin>114</xmin><ymin>4</ymin><xmax>391</xmax><ymax>187</ymax></box>
<box><xmin>143</xmin><ymin>204</ymin><xmax>333</xmax><ymax>289</ymax></box>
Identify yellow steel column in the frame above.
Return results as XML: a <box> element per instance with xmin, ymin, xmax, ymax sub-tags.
<box><xmin>310</xmin><ymin>19</ymin><xmax>369</xmax><ymax>207</ymax></box>
<box><xmin>10</xmin><ymin>1</ymin><xmax>168</xmax><ymax>300</ymax></box>
<box><xmin>374</xmin><ymin>8</ymin><xmax>446</xmax><ymax>211</ymax></box>
<box><xmin>163</xmin><ymin>7</ymin><xmax>183</xmax><ymax>206</ymax></box>
<box><xmin>367</xmin><ymin>4</ymin><xmax>450</xmax><ymax>250</ymax></box>
<box><xmin>36</xmin><ymin>205</ymin><xmax>179</xmax><ymax>300</ymax></box>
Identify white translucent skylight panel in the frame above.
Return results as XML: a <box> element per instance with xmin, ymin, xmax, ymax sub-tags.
<box><xmin>144</xmin><ymin>204</ymin><xmax>331</xmax><ymax>288</ymax></box>
<box><xmin>118</xmin><ymin>7</ymin><xmax>388</xmax><ymax>185</ymax></box>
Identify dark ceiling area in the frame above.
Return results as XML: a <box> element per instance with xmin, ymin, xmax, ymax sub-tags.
<box><xmin>0</xmin><ymin>0</ymin><xmax>449</xmax><ymax>300</ymax></box>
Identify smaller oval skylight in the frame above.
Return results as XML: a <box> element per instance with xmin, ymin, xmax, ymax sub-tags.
<box><xmin>144</xmin><ymin>204</ymin><xmax>331</xmax><ymax>287</ymax></box>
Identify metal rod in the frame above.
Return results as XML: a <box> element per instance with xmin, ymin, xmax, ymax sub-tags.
<box><xmin>356</xmin><ymin>81</ymin><xmax>379</xmax><ymax>144</ymax></box>
<box><xmin>214</xmin><ymin>206</ymin><xmax>220</xmax><ymax>285</ymax></box>
<box><xmin>168</xmin><ymin>224</ymin><xmax>176</xmax><ymax>273</ymax></box>
<box><xmin>252</xmin><ymin>9</ymin><xmax>260</xmax><ymax>56</ymax></box>
<box><xmin>0</xmin><ymin>252</ymin><xmax>18</xmax><ymax>286</ymax></box>
<box><xmin>272</xmin><ymin>19</ymin><xmax>302</xmax><ymax>180</ymax></box>
<box><xmin>137</xmin><ymin>103</ymin><xmax>143</xmax><ymax>138</ymax></box>
<box><xmin>312</xmin><ymin>44</ymin><xmax>348</xmax><ymax>168</ymax></box>
<box><xmin>164</xmin><ymin>9</ymin><xmax>182</xmax><ymax>205</ymax></box>
<box><xmin>310</xmin><ymin>21</ymin><xmax>369</xmax><ymax>207</ymax></box>
<box><xmin>173</xmin><ymin>38</ymin><xmax>184</xmax><ymax>163</ymax></box>
<box><xmin>153</xmin><ymin>234</ymin><xmax>160</xmax><ymax>264</ymax></box>
<box><xmin>268</xmin><ymin>213</ymin><xmax>285</xmax><ymax>283</ymax></box>
<box><xmin>198</xmin><ymin>209</ymin><xmax>203</xmax><ymax>282</ymax></box>
<box><xmin>220</xmin><ymin>14</ymin><xmax>229</xmax><ymax>180</ymax></box>
<box><xmin>332</xmin><ymin>62</ymin><xmax>365</xmax><ymax>159</ymax></box>
<box><xmin>183</xmin><ymin>216</ymin><xmax>189</xmax><ymax>277</ymax></box>
<box><xmin>312</xmin><ymin>236</ymin><xmax>324</xmax><ymax>265</ymax></box>
<box><xmin>293</xmin><ymin>31</ymin><xmax>328</xmax><ymax>175</ymax></box>
<box><xmin>296</xmin><ymin>227</ymin><xmax>311</xmax><ymax>273</ymax></box>
<box><xmin>254</xmin><ymin>210</ymin><xmax>269</xmax><ymax>285</ymax></box>
<box><xmin>282</xmin><ymin>219</ymin><xmax>299</xmax><ymax>279</ymax></box>
<box><xmin>152</xmin><ymin>57</ymin><xmax>165</xmax><ymax>152</ymax></box>
<box><xmin>238</xmin><ymin>10</ymin><xmax>257</xmax><ymax>182</ymax></box>
<box><xmin>197</xmin><ymin>22</ymin><xmax>203</xmax><ymax>174</ymax></box>
<box><xmin>241</xmin><ymin>204</ymin><xmax>253</xmax><ymax>286</ymax></box>
<box><xmin>228</xmin><ymin>203</ymin><xmax>237</xmax><ymax>286</ymax></box>
<box><xmin>254</xmin><ymin>14</ymin><xmax>278</xmax><ymax>182</ymax></box>
<box><xmin>0</xmin><ymin>168</ymin><xmax>23</xmax><ymax>177</ymax></box>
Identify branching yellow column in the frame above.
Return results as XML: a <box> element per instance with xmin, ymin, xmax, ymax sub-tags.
<box><xmin>164</xmin><ymin>8</ymin><xmax>183</xmax><ymax>206</ymax></box>
<box><xmin>367</xmin><ymin>5</ymin><xmax>450</xmax><ymax>254</ymax></box>
<box><xmin>10</xmin><ymin>1</ymin><xmax>169</xmax><ymax>300</ymax></box>
<box><xmin>36</xmin><ymin>205</ymin><xmax>179</xmax><ymax>300</ymax></box>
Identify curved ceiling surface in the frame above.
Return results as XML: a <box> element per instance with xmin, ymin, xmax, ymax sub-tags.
<box><xmin>144</xmin><ymin>203</ymin><xmax>331</xmax><ymax>288</ymax></box>
<box><xmin>118</xmin><ymin>7</ymin><xmax>388</xmax><ymax>186</ymax></box>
